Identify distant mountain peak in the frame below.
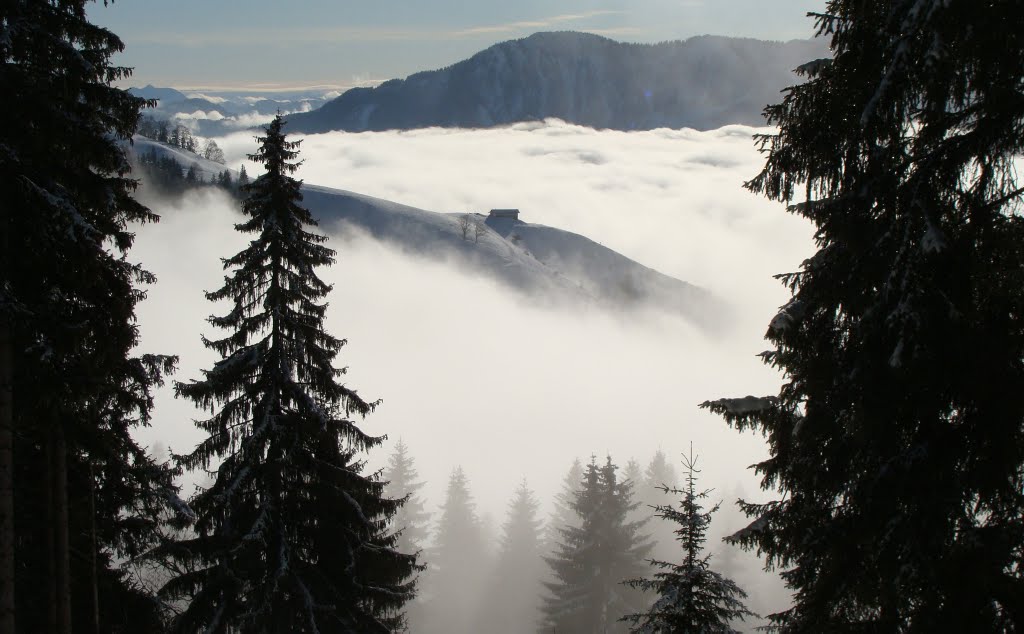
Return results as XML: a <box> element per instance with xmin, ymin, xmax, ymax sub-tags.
<box><xmin>287</xmin><ymin>31</ymin><xmax>827</xmax><ymax>134</ymax></box>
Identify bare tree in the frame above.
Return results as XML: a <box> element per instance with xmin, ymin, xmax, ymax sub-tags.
<box><xmin>458</xmin><ymin>215</ymin><xmax>471</xmax><ymax>241</ymax></box>
<box><xmin>473</xmin><ymin>218</ymin><xmax>487</xmax><ymax>243</ymax></box>
<box><xmin>202</xmin><ymin>139</ymin><xmax>226</xmax><ymax>164</ymax></box>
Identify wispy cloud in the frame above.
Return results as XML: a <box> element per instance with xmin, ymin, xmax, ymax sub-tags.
<box><xmin>450</xmin><ymin>10</ymin><xmax>626</xmax><ymax>37</ymax></box>
<box><xmin>128</xmin><ymin>11</ymin><xmax>631</xmax><ymax>47</ymax></box>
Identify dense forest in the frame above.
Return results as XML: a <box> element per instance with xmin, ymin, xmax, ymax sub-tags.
<box><xmin>1</xmin><ymin>0</ymin><xmax>1022</xmax><ymax>632</ymax></box>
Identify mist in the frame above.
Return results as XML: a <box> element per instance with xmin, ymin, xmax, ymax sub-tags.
<box><xmin>132</xmin><ymin>121</ymin><xmax>815</xmax><ymax>629</ymax></box>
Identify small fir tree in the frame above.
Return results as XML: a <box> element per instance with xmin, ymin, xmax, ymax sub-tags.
<box><xmin>382</xmin><ymin>439</ymin><xmax>430</xmax><ymax>558</ymax></box>
<box><xmin>157</xmin><ymin>115</ymin><xmax>415</xmax><ymax>632</ymax></box>
<box><xmin>622</xmin><ymin>447</ymin><xmax>755</xmax><ymax>633</ymax></box>
<box><xmin>542</xmin><ymin>456</ymin><xmax>652</xmax><ymax>634</ymax></box>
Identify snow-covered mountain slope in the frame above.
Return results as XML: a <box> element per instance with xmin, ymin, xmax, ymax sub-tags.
<box><xmin>128</xmin><ymin>137</ymin><xmax>724</xmax><ymax>327</ymax></box>
<box><xmin>287</xmin><ymin>31</ymin><xmax>827</xmax><ymax>134</ymax></box>
<box><xmin>484</xmin><ymin>213</ymin><xmax>715</xmax><ymax>326</ymax></box>
<box><xmin>302</xmin><ymin>185</ymin><xmax>590</xmax><ymax>303</ymax></box>
<box><xmin>133</xmin><ymin>136</ymin><xmax>230</xmax><ymax>180</ymax></box>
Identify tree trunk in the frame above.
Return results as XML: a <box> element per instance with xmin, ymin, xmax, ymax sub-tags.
<box><xmin>54</xmin><ymin>425</ymin><xmax>72</xmax><ymax>634</ymax></box>
<box><xmin>0</xmin><ymin>314</ymin><xmax>14</xmax><ymax>634</ymax></box>
<box><xmin>47</xmin><ymin>429</ymin><xmax>58</xmax><ymax>633</ymax></box>
<box><xmin>88</xmin><ymin>461</ymin><xmax>99</xmax><ymax>634</ymax></box>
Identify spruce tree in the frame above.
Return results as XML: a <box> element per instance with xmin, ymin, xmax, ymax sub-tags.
<box><xmin>542</xmin><ymin>456</ymin><xmax>652</xmax><ymax>633</ymax></box>
<box><xmin>644</xmin><ymin>451</ymin><xmax>678</xmax><ymax>499</ymax></box>
<box><xmin>642</xmin><ymin>450</ymin><xmax>681</xmax><ymax>564</ymax></box>
<box><xmin>422</xmin><ymin>466</ymin><xmax>487</xmax><ymax>634</ymax></box>
<box><xmin>702</xmin><ymin>2</ymin><xmax>1024</xmax><ymax>630</ymax></box>
<box><xmin>622</xmin><ymin>447</ymin><xmax>755</xmax><ymax>633</ymax></box>
<box><xmin>158</xmin><ymin>115</ymin><xmax>415</xmax><ymax>632</ymax></box>
<box><xmin>382</xmin><ymin>439</ymin><xmax>430</xmax><ymax>557</ymax></box>
<box><xmin>476</xmin><ymin>480</ymin><xmax>545</xmax><ymax>634</ymax></box>
<box><xmin>1</xmin><ymin>1</ymin><xmax>180</xmax><ymax>631</ymax></box>
<box><xmin>543</xmin><ymin>457</ymin><xmax>583</xmax><ymax>552</ymax></box>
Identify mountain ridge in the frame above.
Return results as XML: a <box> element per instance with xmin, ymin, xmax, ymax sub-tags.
<box><xmin>287</xmin><ymin>31</ymin><xmax>827</xmax><ymax>134</ymax></box>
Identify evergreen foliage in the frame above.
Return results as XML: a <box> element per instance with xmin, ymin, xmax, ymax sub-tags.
<box><xmin>702</xmin><ymin>2</ymin><xmax>1024</xmax><ymax>631</ymax></box>
<box><xmin>623</xmin><ymin>448</ymin><xmax>755</xmax><ymax>633</ymax></box>
<box><xmin>624</xmin><ymin>458</ymin><xmax>644</xmax><ymax>494</ymax></box>
<box><xmin>156</xmin><ymin>115</ymin><xmax>415</xmax><ymax>632</ymax></box>
<box><xmin>422</xmin><ymin>466</ymin><xmax>487</xmax><ymax>634</ymax></box>
<box><xmin>134</xmin><ymin>148</ymin><xmax>242</xmax><ymax>199</ymax></box>
<box><xmin>382</xmin><ymin>439</ymin><xmax>430</xmax><ymax>559</ymax></box>
<box><xmin>642</xmin><ymin>450</ymin><xmax>681</xmax><ymax>564</ymax></box>
<box><xmin>167</xmin><ymin>124</ymin><xmax>197</xmax><ymax>153</ymax></box>
<box><xmin>0</xmin><ymin>1</ymin><xmax>180</xmax><ymax>631</ymax></box>
<box><xmin>543</xmin><ymin>457</ymin><xmax>583</xmax><ymax>551</ymax></box>
<box><xmin>542</xmin><ymin>456</ymin><xmax>652</xmax><ymax>633</ymax></box>
<box><xmin>644</xmin><ymin>451</ymin><xmax>679</xmax><ymax>496</ymax></box>
<box><xmin>476</xmin><ymin>480</ymin><xmax>545</xmax><ymax>634</ymax></box>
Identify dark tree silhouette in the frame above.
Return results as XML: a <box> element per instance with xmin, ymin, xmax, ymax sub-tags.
<box><xmin>703</xmin><ymin>1</ymin><xmax>1024</xmax><ymax>630</ymax></box>
<box><xmin>1</xmin><ymin>1</ymin><xmax>179</xmax><ymax>631</ymax></box>
<box><xmin>157</xmin><ymin>115</ymin><xmax>415</xmax><ymax>632</ymax></box>
<box><xmin>542</xmin><ymin>456</ymin><xmax>652</xmax><ymax>633</ymax></box>
<box><xmin>623</xmin><ymin>447</ymin><xmax>754</xmax><ymax>632</ymax></box>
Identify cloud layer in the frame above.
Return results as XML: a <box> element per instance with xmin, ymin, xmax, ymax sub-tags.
<box><xmin>134</xmin><ymin>122</ymin><xmax>814</xmax><ymax>623</ymax></box>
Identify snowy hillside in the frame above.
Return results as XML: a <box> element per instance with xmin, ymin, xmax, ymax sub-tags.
<box><xmin>485</xmin><ymin>213</ymin><xmax>716</xmax><ymax>327</ymax></box>
<box><xmin>286</xmin><ymin>31</ymin><xmax>827</xmax><ymax>134</ymax></box>
<box><xmin>129</xmin><ymin>137</ymin><xmax>724</xmax><ymax>328</ymax></box>
<box><xmin>133</xmin><ymin>136</ymin><xmax>230</xmax><ymax>181</ymax></box>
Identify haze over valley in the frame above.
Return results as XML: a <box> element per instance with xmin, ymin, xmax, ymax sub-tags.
<box><xmin>130</xmin><ymin>114</ymin><xmax>815</xmax><ymax>628</ymax></box>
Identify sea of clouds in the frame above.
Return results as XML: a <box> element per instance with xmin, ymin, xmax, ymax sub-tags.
<box><xmin>133</xmin><ymin>121</ymin><xmax>815</xmax><ymax>623</ymax></box>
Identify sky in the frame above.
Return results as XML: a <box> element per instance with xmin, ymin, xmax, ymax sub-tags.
<box><xmin>90</xmin><ymin>0</ymin><xmax>828</xmax><ymax>89</ymax></box>
<box><xmin>131</xmin><ymin>122</ymin><xmax>816</xmax><ymax>623</ymax></box>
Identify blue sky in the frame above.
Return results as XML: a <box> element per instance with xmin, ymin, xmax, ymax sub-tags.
<box><xmin>90</xmin><ymin>0</ymin><xmax>828</xmax><ymax>90</ymax></box>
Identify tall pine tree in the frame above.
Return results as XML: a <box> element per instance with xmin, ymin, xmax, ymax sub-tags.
<box><xmin>1</xmin><ymin>1</ymin><xmax>180</xmax><ymax>631</ymax></box>
<box><xmin>475</xmin><ymin>479</ymin><xmax>545</xmax><ymax>634</ymax></box>
<box><xmin>542</xmin><ymin>456</ymin><xmax>652</xmax><ymax>633</ymax></box>
<box><xmin>158</xmin><ymin>115</ymin><xmax>415</xmax><ymax>632</ymax></box>
<box><xmin>383</xmin><ymin>439</ymin><xmax>430</xmax><ymax>557</ymax></box>
<box><xmin>702</xmin><ymin>1</ymin><xmax>1024</xmax><ymax>630</ymax></box>
<box><xmin>622</xmin><ymin>447</ymin><xmax>754</xmax><ymax>633</ymax></box>
<box><xmin>422</xmin><ymin>466</ymin><xmax>487</xmax><ymax>634</ymax></box>
<box><xmin>543</xmin><ymin>457</ymin><xmax>583</xmax><ymax>553</ymax></box>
